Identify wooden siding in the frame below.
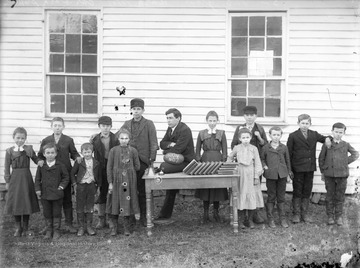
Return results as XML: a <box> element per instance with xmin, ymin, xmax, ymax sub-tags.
<box><xmin>0</xmin><ymin>0</ymin><xmax>359</xmax><ymax>194</ymax></box>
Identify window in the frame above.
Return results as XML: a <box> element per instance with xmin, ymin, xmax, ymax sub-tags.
<box><xmin>228</xmin><ymin>12</ymin><xmax>286</xmax><ymax>122</ymax></box>
<box><xmin>45</xmin><ymin>11</ymin><xmax>100</xmax><ymax>117</ymax></box>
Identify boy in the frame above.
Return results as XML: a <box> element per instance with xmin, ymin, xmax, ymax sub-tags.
<box><xmin>71</xmin><ymin>143</ymin><xmax>102</xmax><ymax>236</ymax></box>
<box><xmin>231</xmin><ymin>106</ymin><xmax>268</xmax><ymax>224</ymax></box>
<box><xmin>91</xmin><ymin>116</ymin><xmax>119</xmax><ymax>228</ymax></box>
<box><xmin>261</xmin><ymin>126</ymin><xmax>292</xmax><ymax>228</ymax></box>
<box><xmin>38</xmin><ymin>117</ymin><xmax>81</xmax><ymax>233</ymax></box>
<box><xmin>115</xmin><ymin>98</ymin><xmax>158</xmax><ymax>227</ymax></box>
<box><xmin>319</xmin><ymin>122</ymin><xmax>359</xmax><ymax>226</ymax></box>
<box><xmin>35</xmin><ymin>143</ymin><xmax>69</xmax><ymax>239</ymax></box>
<box><xmin>287</xmin><ymin>114</ymin><xmax>331</xmax><ymax>223</ymax></box>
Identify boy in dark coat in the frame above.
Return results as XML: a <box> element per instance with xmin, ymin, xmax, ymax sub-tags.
<box><xmin>287</xmin><ymin>114</ymin><xmax>331</xmax><ymax>223</ymax></box>
<box><xmin>319</xmin><ymin>122</ymin><xmax>359</xmax><ymax>226</ymax></box>
<box><xmin>157</xmin><ymin>108</ymin><xmax>195</xmax><ymax>219</ymax></box>
<box><xmin>71</xmin><ymin>143</ymin><xmax>102</xmax><ymax>236</ymax></box>
<box><xmin>38</xmin><ymin>117</ymin><xmax>81</xmax><ymax>233</ymax></box>
<box><xmin>35</xmin><ymin>143</ymin><xmax>69</xmax><ymax>239</ymax></box>
<box><xmin>91</xmin><ymin>116</ymin><xmax>119</xmax><ymax>228</ymax></box>
<box><xmin>116</xmin><ymin>98</ymin><xmax>158</xmax><ymax>226</ymax></box>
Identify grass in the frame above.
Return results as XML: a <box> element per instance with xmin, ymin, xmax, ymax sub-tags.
<box><xmin>0</xmin><ymin>193</ymin><xmax>359</xmax><ymax>268</ymax></box>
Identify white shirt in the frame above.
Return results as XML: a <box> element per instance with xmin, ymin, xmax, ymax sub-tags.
<box><xmin>14</xmin><ymin>144</ymin><xmax>24</xmax><ymax>151</ymax></box>
<box><xmin>207</xmin><ymin>128</ymin><xmax>217</xmax><ymax>134</ymax></box>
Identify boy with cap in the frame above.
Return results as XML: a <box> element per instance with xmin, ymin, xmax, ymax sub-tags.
<box><xmin>115</xmin><ymin>98</ymin><xmax>158</xmax><ymax>227</ymax></box>
<box><xmin>91</xmin><ymin>116</ymin><xmax>119</xmax><ymax>228</ymax></box>
<box><xmin>231</xmin><ymin>106</ymin><xmax>268</xmax><ymax>224</ymax></box>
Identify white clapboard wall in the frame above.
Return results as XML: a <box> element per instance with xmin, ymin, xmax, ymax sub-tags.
<box><xmin>0</xmin><ymin>0</ymin><xmax>359</xmax><ymax>193</ymax></box>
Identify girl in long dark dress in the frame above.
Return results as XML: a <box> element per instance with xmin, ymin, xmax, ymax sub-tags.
<box><xmin>4</xmin><ymin>127</ymin><xmax>43</xmax><ymax>236</ymax></box>
<box><xmin>195</xmin><ymin>111</ymin><xmax>228</xmax><ymax>223</ymax></box>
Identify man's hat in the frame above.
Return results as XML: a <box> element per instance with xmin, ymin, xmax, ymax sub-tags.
<box><xmin>243</xmin><ymin>106</ymin><xmax>257</xmax><ymax>114</ymax></box>
<box><xmin>130</xmin><ymin>98</ymin><xmax>144</xmax><ymax>109</ymax></box>
<box><xmin>98</xmin><ymin>116</ymin><xmax>112</xmax><ymax>125</ymax></box>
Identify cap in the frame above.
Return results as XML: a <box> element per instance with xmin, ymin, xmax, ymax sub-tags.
<box><xmin>130</xmin><ymin>98</ymin><xmax>144</xmax><ymax>109</ymax></box>
<box><xmin>98</xmin><ymin>116</ymin><xmax>112</xmax><ymax>125</ymax></box>
<box><xmin>243</xmin><ymin>106</ymin><xmax>257</xmax><ymax>115</ymax></box>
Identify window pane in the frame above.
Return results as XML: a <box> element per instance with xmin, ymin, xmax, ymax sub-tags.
<box><xmin>82</xmin><ymin>55</ymin><xmax>97</xmax><ymax>73</ymax></box>
<box><xmin>50</xmin><ymin>34</ymin><xmax>64</xmax><ymax>52</ymax></box>
<box><xmin>265</xmin><ymin>80</ymin><xmax>281</xmax><ymax>97</ymax></box>
<box><xmin>82</xmin><ymin>35</ymin><xmax>97</xmax><ymax>54</ymax></box>
<box><xmin>249</xmin><ymin>17</ymin><xmax>265</xmax><ymax>36</ymax></box>
<box><xmin>67</xmin><ymin>76</ymin><xmax>81</xmax><ymax>93</ymax></box>
<box><xmin>248</xmin><ymin>98</ymin><xmax>264</xmax><ymax>117</ymax></box>
<box><xmin>249</xmin><ymin>37</ymin><xmax>264</xmax><ymax>51</ymax></box>
<box><xmin>231</xmin><ymin>98</ymin><xmax>246</xmax><ymax>116</ymax></box>
<box><xmin>231</xmin><ymin>80</ymin><xmax>246</xmax><ymax>96</ymax></box>
<box><xmin>65</xmin><ymin>55</ymin><xmax>81</xmax><ymax>73</ymax></box>
<box><xmin>49</xmin><ymin>14</ymin><xmax>65</xmax><ymax>33</ymax></box>
<box><xmin>66</xmin><ymin>95</ymin><xmax>81</xmax><ymax>113</ymax></box>
<box><xmin>273</xmin><ymin>58</ymin><xmax>282</xmax><ymax>76</ymax></box>
<box><xmin>50</xmin><ymin>76</ymin><xmax>65</xmax><ymax>93</ymax></box>
<box><xmin>232</xmin><ymin>37</ymin><xmax>247</xmax><ymax>57</ymax></box>
<box><xmin>83</xmin><ymin>15</ymin><xmax>97</xmax><ymax>33</ymax></box>
<box><xmin>83</xmin><ymin>77</ymin><xmax>97</xmax><ymax>94</ymax></box>
<box><xmin>248</xmin><ymin>80</ymin><xmax>263</xmax><ymax>96</ymax></box>
<box><xmin>66</xmin><ymin>34</ymin><xmax>81</xmax><ymax>53</ymax></box>
<box><xmin>50</xmin><ymin>54</ymin><xmax>64</xmax><ymax>72</ymax></box>
<box><xmin>232</xmin><ymin>17</ymin><xmax>248</xmax><ymax>36</ymax></box>
<box><xmin>51</xmin><ymin>95</ymin><xmax>65</xmax><ymax>112</ymax></box>
<box><xmin>83</xmin><ymin>95</ymin><xmax>98</xmax><ymax>113</ymax></box>
<box><xmin>232</xmin><ymin>58</ymin><xmax>247</xmax><ymax>76</ymax></box>
<box><xmin>265</xmin><ymin>98</ymin><xmax>280</xmax><ymax>117</ymax></box>
<box><xmin>267</xmin><ymin>38</ymin><xmax>282</xmax><ymax>56</ymax></box>
<box><xmin>267</xmin><ymin>17</ymin><xmax>282</xmax><ymax>36</ymax></box>
<box><xmin>66</xmin><ymin>14</ymin><xmax>81</xmax><ymax>33</ymax></box>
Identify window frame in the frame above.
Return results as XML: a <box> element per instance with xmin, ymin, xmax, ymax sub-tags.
<box><xmin>226</xmin><ymin>11</ymin><xmax>288</xmax><ymax>125</ymax></box>
<box><xmin>43</xmin><ymin>8</ymin><xmax>102</xmax><ymax>119</ymax></box>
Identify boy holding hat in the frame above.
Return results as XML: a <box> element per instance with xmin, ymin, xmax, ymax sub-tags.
<box><xmin>91</xmin><ymin>116</ymin><xmax>119</xmax><ymax>228</ymax></box>
<box><xmin>115</xmin><ymin>98</ymin><xmax>158</xmax><ymax>227</ymax></box>
<box><xmin>231</xmin><ymin>106</ymin><xmax>268</xmax><ymax>224</ymax></box>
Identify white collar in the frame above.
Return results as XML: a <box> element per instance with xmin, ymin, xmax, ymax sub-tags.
<box><xmin>14</xmin><ymin>144</ymin><xmax>24</xmax><ymax>151</ymax></box>
<box><xmin>207</xmin><ymin>128</ymin><xmax>217</xmax><ymax>134</ymax></box>
<box><xmin>47</xmin><ymin>160</ymin><xmax>55</xmax><ymax>167</ymax></box>
<box><xmin>246</xmin><ymin>124</ymin><xmax>255</xmax><ymax>130</ymax></box>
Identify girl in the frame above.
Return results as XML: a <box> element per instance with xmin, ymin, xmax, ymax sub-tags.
<box><xmin>4</xmin><ymin>127</ymin><xmax>43</xmax><ymax>237</ymax></box>
<box><xmin>107</xmin><ymin>128</ymin><xmax>140</xmax><ymax>236</ymax></box>
<box><xmin>195</xmin><ymin>111</ymin><xmax>228</xmax><ymax>223</ymax></box>
<box><xmin>227</xmin><ymin>128</ymin><xmax>264</xmax><ymax>229</ymax></box>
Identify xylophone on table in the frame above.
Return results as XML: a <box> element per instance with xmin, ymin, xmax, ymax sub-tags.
<box><xmin>182</xmin><ymin>160</ymin><xmax>238</xmax><ymax>175</ymax></box>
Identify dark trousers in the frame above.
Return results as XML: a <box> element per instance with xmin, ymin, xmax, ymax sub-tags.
<box><xmin>137</xmin><ymin>160</ymin><xmax>148</xmax><ymax>216</ymax></box>
<box><xmin>98</xmin><ymin>160</ymin><xmax>108</xmax><ymax>204</ymax></box>
<box><xmin>41</xmin><ymin>198</ymin><xmax>63</xmax><ymax>219</ymax></box>
<box><xmin>158</xmin><ymin>162</ymin><xmax>189</xmax><ymax>218</ymax></box>
<box><xmin>62</xmin><ymin>178</ymin><xmax>72</xmax><ymax>210</ymax></box>
<box><xmin>76</xmin><ymin>183</ymin><xmax>96</xmax><ymax>213</ymax></box>
<box><xmin>266</xmin><ymin>177</ymin><xmax>287</xmax><ymax>204</ymax></box>
<box><xmin>292</xmin><ymin>171</ymin><xmax>314</xmax><ymax>199</ymax></box>
<box><xmin>325</xmin><ymin>176</ymin><xmax>347</xmax><ymax>218</ymax></box>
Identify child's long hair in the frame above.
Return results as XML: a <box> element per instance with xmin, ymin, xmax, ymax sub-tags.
<box><xmin>117</xmin><ymin>128</ymin><xmax>131</xmax><ymax>139</ymax></box>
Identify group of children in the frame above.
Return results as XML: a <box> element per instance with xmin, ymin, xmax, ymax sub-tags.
<box><xmin>4</xmin><ymin>101</ymin><xmax>359</xmax><ymax>240</ymax></box>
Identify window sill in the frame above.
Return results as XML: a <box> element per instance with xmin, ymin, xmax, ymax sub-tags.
<box><xmin>42</xmin><ymin>117</ymin><xmax>99</xmax><ymax>123</ymax></box>
<box><xmin>225</xmin><ymin>120</ymin><xmax>289</xmax><ymax>127</ymax></box>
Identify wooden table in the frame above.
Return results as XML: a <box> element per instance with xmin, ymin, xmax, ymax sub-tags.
<box><xmin>143</xmin><ymin>172</ymin><xmax>239</xmax><ymax>236</ymax></box>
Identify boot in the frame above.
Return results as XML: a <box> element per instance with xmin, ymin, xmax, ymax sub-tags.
<box><xmin>44</xmin><ymin>218</ymin><xmax>53</xmax><ymax>239</ymax></box>
<box><xmin>14</xmin><ymin>221</ymin><xmax>22</xmax><ymax>237</ymax></box>
<box><xmin>301</xmin><ymin>198</ymin><xmax>313</xmax><ymax>223</ymax></box>
<box><xmin>292</xmin><ymin>198</ymin><xmax>301</xmax><ymax>223</ymax></box>
<box><xmin>77</xmin><ymin>213</ymin><xmax>85</xmax><ymax>236</ymax></box>
<box><xmin>248</xmin><ymin>210</ymin><xmax>255</xmax><ymax>229</ymax></box>
<box><xmin>110</xmin><ymin>216</ymin><xmax>118</xmax><ymax>236</ymax></box>
<box><xmin>123</xmin><ymin>216</ymin><xmax>131</xmax><ymax>236</ymax></box>
<box><xmin>213</xmin><ymin>202</ymin><xmax>221</xmax><ymax>223</ymax></box>
<box><xmin>202</xmin><ymin>201</ymin><xmax>210</xmax><ymax>223</ymax></box>
<box><xmin>253</xmin><ymin>208</ymin><xmax>265</xmax><ymax>224</ymax></box>
<box><xmin>335</xmin><ymin>201</ymin><xmax>344</xmax><ymax>226</ymax></box>
<box><xmin>96</xmin><ymin>204</ymin><xmax>106</xmax><ymax>229</ymax></box>
<box><xmin>64</xmin><ymin>208</ymin><xmax>77</xmax><ymax>233</ymax></box>
<box><xmin>86</xmin><ymin>213</ymin><xmax>96</xmax><ymax>236</ymax></box>
<box><xmin>266</xmin><ymin>203</ymin><xmax>276</xmax><ymax>228</ymax></box>
<box><xmin>326</xmin><ymin>200</ymin><xmax>335</xmax><ymax>225</ymax></box>
<box><xmin>277</xmin><ymin>203</ymin><xmax>289</xmax><ymax>228</ymax></box>
<box><xmin>53</xmin><ymin>218</ymin><xmax>61</xmax><ymax>240</ymax></box>
<box><xmin>238</xmin><ymin>210</ymin><xmax>246</xmax><ymax>229</ymax></box>
<box><xmin>22</xmin><ymin>217</ymin><xmax>34</xmax><ymax>237</ymax></box>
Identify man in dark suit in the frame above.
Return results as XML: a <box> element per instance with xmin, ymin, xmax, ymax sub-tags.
<box><xmin>157</xmin><ymin>108</ymin><xmax>195</xmax><ymax>219</ymax></box>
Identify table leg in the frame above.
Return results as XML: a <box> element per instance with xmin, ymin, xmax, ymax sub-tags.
<box><xmin>232</xmin><ymin>187</ymin><xmax>238</xmax><ymax>233</ymax></box>
<box><xmin>229</xmin><ymin>188</ymin><xmax>233</xmax><ymax>226</ymax></box>
<box><xmin>146</xmin><ymin>190</ymin><xmax>153</xmax><ymax>236</ymax></box>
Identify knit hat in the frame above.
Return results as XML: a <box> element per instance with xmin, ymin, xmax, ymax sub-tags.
<box><xmin>130</xmin><ymin>98</ymin><xmax>144</xmax><ymax>109</ymax></box>
<box><xmin>243</xmin><ymin>106</ymin><xmax>257</xmax><ymax>115</ymax></box>
<box><xmin>98</xmin><ymin>116</ymin><xmax>112</xmax><ymax>125</ymax></box>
